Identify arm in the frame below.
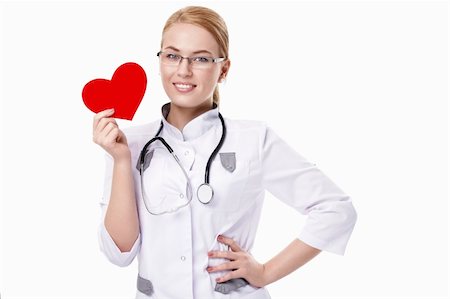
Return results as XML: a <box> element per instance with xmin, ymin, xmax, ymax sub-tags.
<box><xmin>262</xmin><ymin>238</ymin><xmax>321</xmax><ymax>286</ymax></box>
<box><xmin>104</xmin><ymin>153</ymin><xmax>140</xmax><ymax>252</ymax></box>
<box><xmin>209</xmin><ymin>123</ymin><xmax>356</xmax><ymax>287</ymax></box>
<box><xmin>260</xmin><ymin>124</ymin><xmax>357</xmax><ymax>255</ymax></box>
<box><xmin>94</xmin><ymin>109</ymin><xmax>141</xmax><ymax>266</ymax></box>
<box><xmin>211</xmin><ymin>235</ymin><xmax>321</xmax><ymax>288</ymax></box>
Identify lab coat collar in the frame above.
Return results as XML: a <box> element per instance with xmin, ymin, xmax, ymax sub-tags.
<box><xmin>160</xmin><ymin>102</ymin><xmax>220</xmax><ymax>141</ymax></box>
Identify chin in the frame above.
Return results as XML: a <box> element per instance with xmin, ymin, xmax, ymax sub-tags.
<box><xmin>169</xmin><ymin>94</ymin><xmax>211</xmax><ymax>108</ymax></box>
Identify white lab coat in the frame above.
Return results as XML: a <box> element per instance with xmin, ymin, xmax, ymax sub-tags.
<box><xmin>98</xmin><ymin>102</ymin><xmax>357</xmax><ymax>299</ymax></box>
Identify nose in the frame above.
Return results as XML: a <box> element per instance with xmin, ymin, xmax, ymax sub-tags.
<box><xmin>177</xmin><ymin>58</ymin><xmax>193</xmax><ymax>78</ymax></box>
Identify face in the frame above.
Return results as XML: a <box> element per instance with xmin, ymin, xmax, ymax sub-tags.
<box><xmin>160</xmin><ymin>22</ymin><xmax>230</xmax><ymax>109</ymax></box>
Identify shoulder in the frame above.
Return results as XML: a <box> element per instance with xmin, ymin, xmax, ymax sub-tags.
<box><xmin>222</xmin><ymin>116</ymin><xmax>271</xmax><ymax>147</ymax></box>
<box><xmin>223</xmin><ymin>116</ymin><xmax>268</xmax><ymax>134</ymax></box>
<box><xmin>222</xmin><ymin>116</ymin><xmax>271</xmax><ymax>160</ymax></box>
<box><xmin>223</xmin><ymin>116</ymin><xmax>289</xmax><ymax>152</ymax></box>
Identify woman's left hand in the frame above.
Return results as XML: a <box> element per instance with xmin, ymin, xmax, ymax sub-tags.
<box><xmin>207</xmin><ymin>235</ymin><xmax>267</xmax><ymax>288</ymax></box>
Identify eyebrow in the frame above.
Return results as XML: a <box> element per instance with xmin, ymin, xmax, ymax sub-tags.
<box><xmin>163</xmin><ymin>46</ymin><xmax>213</xmax><ymax>55</ymax></box>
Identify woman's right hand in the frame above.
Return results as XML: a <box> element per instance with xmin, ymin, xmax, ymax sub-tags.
<box><xmin>93</xmin><ymin>108</ymin><xmax>130</xmax><ymax>161</ymax></box>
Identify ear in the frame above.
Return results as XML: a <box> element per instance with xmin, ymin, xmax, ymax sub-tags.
<box><xmin>219</xmin><ymin>60</ymin><xmax>231</xmax><ymax>82</ymax></box>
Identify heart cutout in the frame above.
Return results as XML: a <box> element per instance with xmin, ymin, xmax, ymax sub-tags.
<box><xmin>82</xmin><ymin>62</ymin><xmax>147</xmax><ymax>120</ymax></box>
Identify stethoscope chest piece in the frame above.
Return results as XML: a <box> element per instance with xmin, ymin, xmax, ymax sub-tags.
<box><xmin>197</xmin><ymin>183</ymin><xmax>214</xmax><ymax>204</ymax></box>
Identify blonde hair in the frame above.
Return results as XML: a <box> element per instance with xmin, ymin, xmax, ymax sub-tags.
<box><xmin>161</xmin><ymin>6</ymin><xmax>229</xmax><ymax>107</ymax></box>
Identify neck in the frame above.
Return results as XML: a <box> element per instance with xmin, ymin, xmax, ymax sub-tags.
<box><xmin>167</xmin><ymin>100</ymin><xmax>214</xmax><ymax>131</ymax></box>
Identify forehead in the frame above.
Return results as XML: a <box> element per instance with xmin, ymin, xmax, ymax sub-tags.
<box><xmin>162</xmin><ymin>23</ymin><xmax>220</xmax><ymax>55</ymax></box>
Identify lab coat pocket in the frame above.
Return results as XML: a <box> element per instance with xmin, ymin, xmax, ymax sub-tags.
<box><xmin>206</xmin><ymin>154</ymin><xmax>250</xmax><ymax>213</ymax></box>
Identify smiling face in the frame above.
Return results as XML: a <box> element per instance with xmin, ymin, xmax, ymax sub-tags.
<box><xmin>160</xmin><ymin>22</ymin><xmax>229</xmax><ymax>109</ymax></box>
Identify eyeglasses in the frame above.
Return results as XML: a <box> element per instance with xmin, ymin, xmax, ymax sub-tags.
<box><xmin>157</xmin><ymin>51</ymin><xmax>226</xmax><ymax>69</ymax></box>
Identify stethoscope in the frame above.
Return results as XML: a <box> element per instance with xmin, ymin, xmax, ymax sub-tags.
<box><xmin>138</xmin><ymin>112</ymin><xmax>226</xmax><ymax>215</ymax></box>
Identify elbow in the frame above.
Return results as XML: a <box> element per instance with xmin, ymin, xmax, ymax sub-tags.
<box><xmin>98</xmin><ymin>223</ymin><xmax>140</xmax><ymax>267</ymax></box>
<box><xmin>347</xmin><ymin>202</ymin><xmax>357</xmax><ymax>229</ymax></box>
<box><xmin>104</xmin><ymin>252</ymin><xmax>136</xmax><ymax>268</ymax></box>
<box><xmin>100</xmin><ymin>238</ymin><xmax>140</xmax><ymax>267</ymax></box>
<box><xmin>339</xmin><ymin>197</ymin><xmax>357</xmax><ymax>233</ymax></box>
<box><xmin>115</xmin><ymin>238</ymin><xmax>139</xmax><ymax>254</ymax></box>
<box><xmin>301</xmin><ymin>198</ymin><xmax>357</xmax><ymax>256</ymax></box>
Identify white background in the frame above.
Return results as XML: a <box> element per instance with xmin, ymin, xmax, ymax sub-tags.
<box><xmin>0</xmin><ymin>0</ymin><xmax>448</xmax><ymax>298</ymax></box>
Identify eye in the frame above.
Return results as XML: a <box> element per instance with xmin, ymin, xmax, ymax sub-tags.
<box><xmin>166</xmin><ymin>53</ymin><xmax>180</xmax><ymax>61</ymax></box>
<box><xmin>192</xmin><ymin>56</ymin><xmax>210</xmax><ymax>63</ymax></box>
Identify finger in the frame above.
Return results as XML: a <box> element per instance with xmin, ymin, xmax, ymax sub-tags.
<box><xmin>93</xmin><ymin>108</ymin><xmax>115</xmax><ymax>131</ymax></box>
<box><xmin>216</xmin><ymin>269</ymin><xmax>243</xmax><ymax>283</ymax></box>
<box><xmin>105</xmin><ymin>126</ymin><xmax>120</xmax><ymax>144</ymax></box>
<box><xmin>94</xmin><ymin>122</ymin><xmax>117</xmax><ymax>145</ymax></box>
<box><xmin>93</xmin><ymin>109</ymin><xmax>114</xmax><ymax>131</ymax></box>
<box><xmin>217</xmin><ymin>235</ymin><xmax>242</xmax><ymax>252</ymax></box>
<box><xmin>94</xmin><ymin>117</ymin><xmax>117</xmax><ymax>136</ymax></box>
<box><xmin>208</xmin><ymin>250</ymin><xmax>239</xmax><ymax>260</ymax></box>
<box><xmin>207</xmin><ymin>261</ymin><xmax>239</xmax><ymax>273</ymax></box>
<box><xmin>103</xmin><ymin>122</ymin><xmax>118</xmax><ymax>139</ymax></box>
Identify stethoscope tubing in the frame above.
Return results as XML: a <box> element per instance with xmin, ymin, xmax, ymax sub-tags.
<box><xmin>204</xmin><ymin>113</ymin><xmax>226</xmax><ymax>184</ymax></box>
<box><xmin>138</xmin><ymin>112</ymin><xmax>226</xmax><ymax>214</ymax></box>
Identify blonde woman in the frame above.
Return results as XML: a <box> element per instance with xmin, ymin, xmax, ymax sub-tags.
<box><xmin>93</xmin><ymin>6</ymin><xmax>357</xmax><ymax>299</ymax></box>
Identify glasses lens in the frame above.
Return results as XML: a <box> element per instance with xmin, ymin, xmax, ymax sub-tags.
<box><xmin>160</xmin><ymin>52</ymin><xmax>180</xmax><ymax>65</ymax></box>
<box><xmin>190</xmin><ymin>57</ymin><xmax>212</xmax><ymax>69</ymax></box>
<box><xmin>158</xmin><ymin>52</ymin><xmax>215</xmax><ymax>69</ymax></box>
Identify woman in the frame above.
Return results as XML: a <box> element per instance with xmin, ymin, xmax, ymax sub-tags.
<box><xmin>93</xmin><ymin>6</ymin><xmax>357</xmax><ymax>299</ymax></box>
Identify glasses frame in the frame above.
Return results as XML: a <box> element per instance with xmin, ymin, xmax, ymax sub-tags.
<box><xmin>157</xmin><ymin>51</ymin><xmax>226</xmax><ymax>68</ymax></box>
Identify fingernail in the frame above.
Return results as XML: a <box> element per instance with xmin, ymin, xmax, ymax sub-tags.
<box><xmin>108</xmin><ymin>108</ymin><xmax>115</xmax><ymax>113</ymax></box>
<box><xmin>206</xmin><ymin>267</ymin><xmax>212</xmax><ymax>272</ymax></box>
<box><xmin>217</xmin><ymin>235</ymin><xmax>223</xmax><ymax>241</ymax></box>
<box><xmin>216</xmin><ymin>278</ymin><xmax>221</xmax><ymax>282</ymax></box>
<box><xmin>208</xmin><ymin>252</ymin><xmax>213</xmax><ymax>257</ymax></box>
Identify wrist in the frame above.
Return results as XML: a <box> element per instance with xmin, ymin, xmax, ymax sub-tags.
<box><xmin>113</xmin><ymin>151</ymin><xmax>132</xmax><ymax>165</ymax></box>
<box><xmin>261</xmin><ymin>262</ymin><xmax>271</xmax><ymax>287</ymax></box>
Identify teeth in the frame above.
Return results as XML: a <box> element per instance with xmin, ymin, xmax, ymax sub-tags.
<box><xmin>175</xmin><ymin>83</ymin><xmax>194</xmax><ymax>89</ymax></box>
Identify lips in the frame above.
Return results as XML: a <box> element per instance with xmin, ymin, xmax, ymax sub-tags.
<box><xmin>173</xmin><ymin>82</ymin><xmax>196</xmax><ymax>93</ymax></box>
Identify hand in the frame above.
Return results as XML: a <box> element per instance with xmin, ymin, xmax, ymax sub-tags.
<box><xmin>207</xmin><ymin>235</ymin><xmax>267</xmax><ymax>288</ymax></box>
<box><xmin>92</xmin><ymin>108</ymin><xmax>130</xmax><ymax>161</ymax></box>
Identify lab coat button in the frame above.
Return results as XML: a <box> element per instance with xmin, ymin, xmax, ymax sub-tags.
<box><xmin>181</xmin><ymin>256</ymin><xmax>186</xmax><ymax>261</ymax></box>
<box><xmin>179</xmin><ymin>193</ymin><xmax>184</xmax><ymax>199</ymax></box>
<box><xmin>184</xmin><ymin>150</ymin><xmax>189</xmax><ymax>156</ymax></box>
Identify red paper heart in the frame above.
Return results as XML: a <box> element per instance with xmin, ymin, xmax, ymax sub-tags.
<box><xmin>82</xmin><ymin>62</ymin><xmax>147</xmax><ymax>120</ymax></box>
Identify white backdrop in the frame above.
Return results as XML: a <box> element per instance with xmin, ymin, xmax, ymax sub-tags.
<box><xmin>1</xmin><ymin>1</ymin><xmax>448</xmax><ymax>298</ymax></box>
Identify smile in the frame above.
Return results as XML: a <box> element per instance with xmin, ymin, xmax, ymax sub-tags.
<box><xmin>173</xmin><ymin>83</ymin><xmax>196</xmax><ymax>93</ymax></box>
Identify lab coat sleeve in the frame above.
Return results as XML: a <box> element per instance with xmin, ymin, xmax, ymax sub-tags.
<box><xmin>97</xmin><ymin>152</ymin><xmax>141</xmax><ymax>267</ymax></box>
<box><xmin>259</xmin><ymin>124</ymin><xmax>357</xmax><ymax>255</ymax></box>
